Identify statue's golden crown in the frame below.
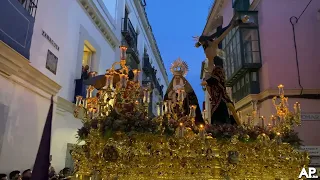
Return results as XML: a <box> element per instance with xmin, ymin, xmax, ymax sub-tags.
<box><xmin>170</xmin><ymin>57</ymin><xmax>189</xmax><ymax>77</ymax></box>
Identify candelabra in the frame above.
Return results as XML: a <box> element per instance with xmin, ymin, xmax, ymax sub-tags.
<box><xmin>271</xmin><ymin>84</ymin><xmax>301</xmax><ymax>132</ymax></box>
<box><xmin>244</xmin><ymin>84</ymin><xmax>301</xmax><ymax>133</ymax></box>
<box><xmin>73</xmin><ymin>45</ymin><xmax>151</xmax><ymax>121</ymax></box>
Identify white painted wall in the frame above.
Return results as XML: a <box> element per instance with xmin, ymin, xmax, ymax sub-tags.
<box><xmin>30</xmin><ymin>0</ymin><xmax>117</xmax><ymax>103</ymax></box>
<box><xmin>51</xmin><ymin>110</ymin><xmax>83</xmax><ymax>172</ymax></box>
<box><xmin>0</xmin><ymin>0</ymin><xmax>169</xmax><ymax>173</ymax></box>
<box><xmin>30</xmin><ymin>0</ymin><xmax>168</xmax><ymax>102</ymax></box>
<box><xmin>0</xmin><ymin>75</ymin><xmax>44</xmax><ymax>172</ymax></box>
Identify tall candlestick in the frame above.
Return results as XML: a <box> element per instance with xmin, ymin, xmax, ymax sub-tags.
<box><xmin>271</xmin><ymin>115</ymin><xmax>276</xmax><ymax>126</ymax></box>
<box><xmin>164</xmin><ymin>101</ymin><xmax>168</xmax><ymax>114</ymax></box>
<box><xmin>76</xmin><ymin>96</ymin><xmax>83</xmax><ymax>106</ymax></box>
<box><xmin>178</xmin><ymin>122</ymin><xmax>184</xmax><ymax>137</ymax></box>
<box><xmin>199</xmin><ymin>124</ymin><xmax>205</xmax><ymax>139</ymax></box>
<box><xmin>120</xmin><ymin>45</ymin><xmax>127</xmax><ymax>60</ymax></box>
<box><xmin>189</xmin><ymin>105</ymin><xmax>197</xmax><ymax>118</ymax></box>
<box><xmin>132</xmin><ymin>69</ymin><xmax>140</xmax><ymax>82</ymax></box>
<box><xmin>260</xmin><ymin>116</ymin><xmax>265</xmax><ymax>128</ymax></box>
<box><xmin>278</xmin><ymin>84</ymin><xmax>284</xmax><ymax>97</ymax></box>
<box><xmin>157</xmin><ymin>104</ymin><xmax>161</xmax><ymax>116</ymax></box>
<box><xmin>202</xmin><ymin>110</ymin><xmax>206</xmax><ymax>120</ymax></box>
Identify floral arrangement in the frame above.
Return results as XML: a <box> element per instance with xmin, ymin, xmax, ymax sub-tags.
<box><xmin>205</xmin><ymin>123</ymin><xmax>303</xmax><ymax>148</ymax></box>
<box><xmin>77</xmin><ymin>111</ymin><xmax>302</xmax><ymax>148</ymax></box>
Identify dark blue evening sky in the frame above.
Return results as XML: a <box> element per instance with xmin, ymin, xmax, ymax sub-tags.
<box><xmin>145</xmin><ymin>0</ymin><xmax>213</xmax><ymax>108</ymax></box>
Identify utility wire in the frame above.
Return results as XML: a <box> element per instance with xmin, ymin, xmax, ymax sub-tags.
<box><xmin>289</xmin><ymin>0</ymin><xmax>313</xmax><ymax>95</ymax></box>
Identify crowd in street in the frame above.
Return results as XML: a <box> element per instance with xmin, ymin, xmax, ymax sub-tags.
<box><xmin>0</xmin><ymin>164</ymin><xmax>72</xmax><ymax>180</ymax></box>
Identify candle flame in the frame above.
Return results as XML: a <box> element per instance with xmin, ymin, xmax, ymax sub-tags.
<box><xmin>179</xmin><ymin>122</ymin><xmax>183</xmax><ymax>126</ymax></box>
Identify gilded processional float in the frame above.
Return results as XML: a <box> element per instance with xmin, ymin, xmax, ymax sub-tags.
<box><xmin>72</xmin><ymin>46</ymin><xmax>308</xmax><ymax>180</ymax></box>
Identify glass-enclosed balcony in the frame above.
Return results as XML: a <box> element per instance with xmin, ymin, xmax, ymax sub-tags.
<box><xmin>222</xmin><ymin>11</ymin><xmax>261</xmax><ymax>87</ymax></box>
<box><xmin>0</xmin><ymin>0</ymin><xmax>38</xmax><ymax>59</ymax></box>
<box><xmin>232</xmin><ymin>71</ymin><xmax>260</xmax><ymax>102</ymax></box>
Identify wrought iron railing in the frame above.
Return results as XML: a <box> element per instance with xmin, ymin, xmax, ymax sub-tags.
<box><xmin>143</xmin><ymin>54</ymin><xmax>152</xmax><ymax>73</ymax></box>
<box><xmin>18</xmin><ymin>0</ymin><xmax>38</xmax><ymax>17</ymax></box>
<box><xmin>122</xmin><ymin>17</ymin><xmax>138</xmax><ymax>52</ymax></box>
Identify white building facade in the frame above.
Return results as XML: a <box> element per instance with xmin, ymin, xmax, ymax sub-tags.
<box><xmin>0</xmin><ymin>0</ymin><xmax>168</xmax><ymax>173</ymax></box>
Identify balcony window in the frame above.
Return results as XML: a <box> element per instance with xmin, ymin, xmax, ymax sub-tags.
<box><xmin>122</xmin><ymin>17</ymin><xmax>138</xmax><ymax>52</ymax></box>
<box><xmin>19</xmin><ymin>0</ymin><xmax>38</xmax><ymax>17</ymax></box>
<box><xmin>222</xmin><ymin>11</ymin><xmax>261</xmax><ymax>86</ymax></box>
<box><xmin>232</xmin><ymin>71</ymin><xmax>260</xmax><ymax>102</ymax></box>
<box><xmin>232</xmin><ymin>0</ymin><xmax>250</xmax><ymax>11</ymax></box>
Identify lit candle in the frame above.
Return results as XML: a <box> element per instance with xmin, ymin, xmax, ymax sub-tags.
<box><xmin>164</xmin><ymin>101</ymin><xmax>168</xmax><ymax>114</ymax></box>
<box><xmin>276</xmin><ymin>132</ymin><xmax>282</xmax><ymax>144</ymax></box>
<box><xmin>199</xmin><ymin>124</ymin><xmax>205</xmax><ymax>139</ymax></box>
<box><xmin>178</xmin><ymin>122</ymin><xmax>184</xmax><ymax>137</ymax></box>
<box><xmin>82</xmin><ymin>99</ymin><xmax>87</xmax><ymax>109</ymax></box>
<box><xmin>260</xmin><ymin>116</ymin><xmax>265</xmax><ymax>128</ymax></box>
<box><xmin>119</xmin><ymin>74</ymin><xmax>128</xmax><ymax>89</ymax></box>
<box><xmin>132</xmin><ymin>69</ymin><xmax>140</xmax><ymax>82</ymax></box>
<box><xmin>120</xmin><ymin>45</ymin><xmax>127</xmax><ymax>60</ymax></box>
<box><xmin>294</xmin><ymin>102</ymin><xmax>301</xmax><ymax>114</ymax></box>
<box><xmin>76</xmin><ymin>96</ymin><xmax>83</xmax><ymax>106</ymax></box>
<box><xmin>189</xmin><ymin>105</ymin><xmax>197</xmax><ymax>118</ymax></box>
<box><xmin>157</xmin><ymin>104</ymin><xmax>161</xmax><ymax>116</ymax></box>
<box><xmin>202</xmin><ymin>109</ymin><xmax>206</xmax><ymax>120</ymax></box>
<box><xmin>271</xmin><ymin>115</ymin><xmax>276</xmax><ymax>126</ymax></box>
<box><xmin>143</xmin><ymin>88</ymin><xmax>149</xmax><ymax>103</ymax></box>
<box><xmin>278</xmin><ymin>84</ymin><xmax>284</xmax><ymax>97</ymax></box>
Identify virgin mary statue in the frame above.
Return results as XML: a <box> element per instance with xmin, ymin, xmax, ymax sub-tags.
<box><xmin>163</xmin><ymin>58</ymin><xmax>204</xmax><ymax>124</ymax></box>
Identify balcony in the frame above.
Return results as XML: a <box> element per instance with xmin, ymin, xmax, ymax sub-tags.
<box><xmin>232</xmin><ymin>71</ymin><xmax>260</xmax><ymax>102</ymax></box>
<box><xmin>154</xmin><ymin>79</ymin><xmax>164</xmax><ymax>98</ymax></box>
<box><xmin>122</xmin><ymin>18</ymin><xmax>138</xmax><ymax>52</ymax></box>
<box><xmin>232</xmin><ymin>0</ymin><xmax>250</xmax><ymax>11</ymax></box>
<box><xmin>126</xmin><ymin>47</ymin><xmax>140</xmax><ymax>69</ymax></box>
<box><xmin>0</xmin><ymin>0</ymin><xmax>38</xmax><ymax>59</ymax></box>
<box><xmin>143</xmin><ymin>54</ymin><xmax>153</xmax><ymax>74</ymax></box>
<box><xmin>222</xmin><ymin>11</ymin><xmax>261</xmax><ymax>87</ymax></box>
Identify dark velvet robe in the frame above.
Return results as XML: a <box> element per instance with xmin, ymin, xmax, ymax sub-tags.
<box><xmin>205</xmin><ymin>56</ymin><xmax>236</xmax><ymax>125</ymax></box>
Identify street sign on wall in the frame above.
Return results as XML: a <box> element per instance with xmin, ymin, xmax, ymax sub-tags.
<box><xmin>300</xmin><ymin>146</ymin><xmax>320</xmax><ymax>156</ymax></box>
<box><xmin>301</xmin><ymin>113</ymin><xmax>320</xmax><ymax>121</ymax></box>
